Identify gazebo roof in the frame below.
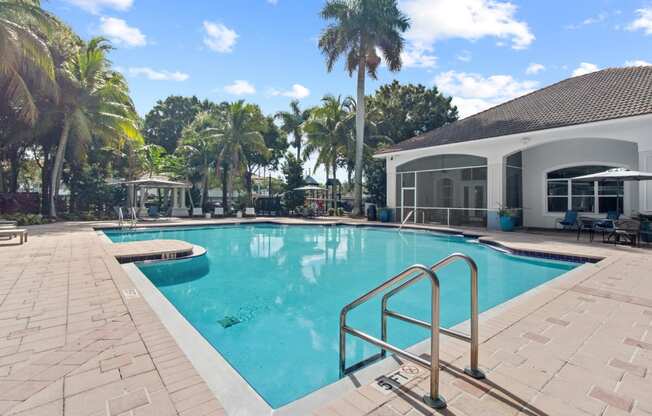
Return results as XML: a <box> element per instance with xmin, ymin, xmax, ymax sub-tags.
<box><xmin>304</xmin><ymin>175</ymin><xmax>320</xmax><ymax>186</ymax></box>
<box><xmin>112</xmin><ymin>175</ymin><xmax>191</xmax><ymax>188</ymax></box>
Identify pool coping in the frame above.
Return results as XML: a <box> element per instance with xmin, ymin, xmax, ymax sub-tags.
<box><xmin>108</xmin><ymin>221</ymin><xmax>608</xmax><ymax>415</ymax></box>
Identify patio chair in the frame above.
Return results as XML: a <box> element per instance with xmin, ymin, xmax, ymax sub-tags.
<box><xmin>555</xmin><ymin>210</ymin><xmax>578</xmax><ymax>230</ymax></box>
<box><xmin>606</xmin><ymin>219</ymin><xmax>641</xmax><ymax>246</ymax></box>
<box><xmin>214</xmin><ymin>207</ymin><xmax>224</xmax><ymax>217</ymax></box>
<box><xmin>192</xmin><ymin>207</ymin><xmax>203</xmax><ymax>217</ymax></box>
<box><xmin>592</xmin><ymin>211</ymin><xmax>621</xmax><ymax>239</ymax></box>
<box><xmin>245</xmin><ymin>207</ymin><xmax>255</xmax><ymax>217</ymax></box>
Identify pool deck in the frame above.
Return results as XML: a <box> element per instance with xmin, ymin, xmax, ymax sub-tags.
<box><xmin>0</xmin><ymin>218</ymin><xmax>650</xmax><ymax>416</ymax></box>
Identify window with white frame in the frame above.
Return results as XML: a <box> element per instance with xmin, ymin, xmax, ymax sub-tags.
<box><xmin>546</xmin><ymin>165</ymin><xmax>624</xmax><ymax>214</ymax></box>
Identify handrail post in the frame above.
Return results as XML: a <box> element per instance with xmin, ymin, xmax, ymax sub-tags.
<box><xmin>464</xmin><ymin>259</ymin><xmax>485</xmax><ymax>379</ymax></box>
<box><xmin>339</xmin><ymin>312</ymin><xmax>346</xmax><ymax>378</ymax></box>
<box><xmin>423</xmin><ymin>270</ymin><xmax>445</xmax><ymax>409</ymax></box>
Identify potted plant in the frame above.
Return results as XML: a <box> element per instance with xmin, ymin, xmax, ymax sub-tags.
<box><xmin>379</xmin><ymin>207</ymin><xmax>393</xmax><ymax>223</ymax></box>
<box><xmin>328</xmin><ymin>207</ymin><xmax>335</xmax><ymax>216</ymax></box>
<box><xmin>497</xmin><ymin>204</ymin><xmax>515</xmax><ymax>232</ymax></box>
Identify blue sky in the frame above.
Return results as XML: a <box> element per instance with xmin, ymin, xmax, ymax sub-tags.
<box><xmin>44</xmin><ymin>0</ymin><xmax>652</xmax><ymax>180</ymax></box>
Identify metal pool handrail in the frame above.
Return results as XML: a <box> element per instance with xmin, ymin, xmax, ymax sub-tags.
<box><xmin>339</xmin><ymin>263</ymin><xmax>446</xmax><ymax>409</ymax></box>
<box><xmin>338</xmin><ymin>253</ymin><xmax>485</xmax><ymax>410</ymax></box>
<box><xmin>381</xmin><ymin>252</ymin><xmax>485</xmax><ymax>380</ymax></box>
<box><xmin>399</xmin><ymin>210</ymin><xmax>414</xmax><ymax>231</ymax></box>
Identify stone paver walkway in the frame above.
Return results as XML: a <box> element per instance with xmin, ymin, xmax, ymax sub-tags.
<box><xmin>0</xmin><ymin>224</ymin><xmax>224</xmax><ymax>416</ymax></box>
<box><xmin>1</xmin><ymin>219</ymin><xmax>650</xmax><ymax>416</ymax></box>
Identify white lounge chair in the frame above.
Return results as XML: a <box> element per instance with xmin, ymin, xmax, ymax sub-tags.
<box><xmin>245</xmin><ymin>207</ymin><xmax>255</xmax><ymax>217</ymax></box>
<box><xmin>214</xmin><ymin>207</ymin><xmax>224</xmax><ymax>216</ymax></box>
<box><xmin>192</xmin><ymin>208</ymin><xmax>203</xmax><ymax>217</ymax></box>
<box><xmin>0</xmin><ymin>228</ymin><xmax>27</xmax><ymax>244</ymax></box>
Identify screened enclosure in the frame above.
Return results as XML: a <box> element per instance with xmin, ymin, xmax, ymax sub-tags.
<box><xmin>395</xmin><ymin>154</ymin><xmax>488</xmax><ymax>227</ymax></box>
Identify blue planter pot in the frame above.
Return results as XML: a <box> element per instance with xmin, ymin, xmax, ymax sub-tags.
<box><xmin>379</xmin><ymin>209</ymin><xmax>392</xmax><ymax>223</ymax></box>
<box><xmin>499</xmin><ymin>215</ymin><xmax>514</xmax><ymax>232</ymax></box>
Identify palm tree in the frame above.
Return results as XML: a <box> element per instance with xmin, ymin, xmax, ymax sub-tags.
<box><xmin>211</xmin><ymin>101</ymin><xmax>268</xmax><ymax>211</ymax></box>
<box><xmin>49</xmin><ymin>37</ymin><xmax>141</xmax><ymax>217</ymax></box>
<box><xmin>303</xmin><ymin>95</ymin><xmax>353</xmax><ymax>183</ymax></box>
<box><xmin>275</xmin><ymin>100</ymin><xmax>311</xmax><ymax>160</ymax></box>
<box><xmin>178</xmin><ymin>111</ymin><xmax>216</xmax><ymax>208</ymax></box>
<box><xmin>319</xmin><ymin>0</ymin><xmax>409</xmax><ymax>215</ymax></box>
<box><xmin>136</xmin><ymin>144</ymin><xmax>166</xmax><ymax>178</ymax></box>
<box><xmin>0</xmin><ymin>0</ymin><xmax>58</xmax><ymax>125</ymax></box>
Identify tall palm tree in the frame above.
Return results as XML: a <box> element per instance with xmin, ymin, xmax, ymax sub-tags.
<box><xmin>49</xmin><ymin>37</ymin><xmax>141</xmax><ymax>217</ymax></box>
<box><xmin>178</xmin><ymin>111</ymin><xmax>216</xmax><ymax>208</ymax></box>
<box><xmin>319</xmin><ymin>0</ymin><xmax>409</xmax><ymax>215</ymax></box>
<box><xmin>211</xmin><ymin>101</ymin><xmax>267</xmax><ymax>211</ymax></box>
<box><xmin>0</xmin><ymin>0</ymin><xmax>58</xmax><ymax>125</ymax></box>
<box><xmin>275</xmin><ymin>100</ymin><xmax>310</xmax><ymax>160</ymax></box>
<box><xmin>303</xmin><ymin>95</ymin><xmax>353</xmax><ymax>183</ymax></box>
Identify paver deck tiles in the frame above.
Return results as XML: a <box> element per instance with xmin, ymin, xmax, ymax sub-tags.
<box><xmin>0</xmin><ymin>218</ymin><xmax>650</xmax><ymax>415</ymax></box>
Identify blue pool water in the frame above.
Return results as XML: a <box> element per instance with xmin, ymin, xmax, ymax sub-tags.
<box><xmin>105</xmin><ymin>224</ymin><xmax>578</xmax><ymax>408</ymax></box>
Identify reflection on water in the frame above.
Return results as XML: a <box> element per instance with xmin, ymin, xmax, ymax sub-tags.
<box><xmin>106</xmin><ymin>224</ymin><xmax>577</xmax><ymax>408</ymax></box>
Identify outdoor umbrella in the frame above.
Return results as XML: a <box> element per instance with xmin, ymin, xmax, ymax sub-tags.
<box><xmin>293</xmin><ymin>185</ymin><xmax>326</xmax><ymax>191</ymax></box>
<box><xmin>572</xmin><ymin>168</ymin><xmax>652</xmax><ymax>214</ymax></box>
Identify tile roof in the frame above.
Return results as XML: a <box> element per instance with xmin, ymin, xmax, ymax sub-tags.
<box><xmin>377</xmin><ymin>66</ymin><xmax>652</xmax><ymax>154</ymax></box>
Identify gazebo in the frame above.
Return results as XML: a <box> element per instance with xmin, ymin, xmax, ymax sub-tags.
<box><xmin>115</xmin><ymin>176</ymin><xmax>192</xmax><ymax>217</ymax></box>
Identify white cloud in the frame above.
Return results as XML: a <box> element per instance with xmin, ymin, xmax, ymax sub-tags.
<box><xmin>525</xmin><ymin>63</ymin><xmax>545</xmax><ymax>75</ymax></box>
<box><xmin>64</xmin><ymin>0</ymin><xmax>132</xmax><ymax>14</ymax></box>
<box><xmin>572</xmin><ymin>62</ymin><xmax>599</xmax><ymax>77</ymax></box>
<box><xmin>224</xmin><ymin>80</ymin><xmax>256</xmax><ymax>95</ymax></box>
<box><xmin>456</xmin><ymin>50</ymin><xmax>472</xmax><ymax>62</ymax></box>
<box><xmin>434</xmin><ymin>70</ymin><xmax>537</xmax><ymax>117</ymax></box>
<box><xmin>203</xmin><ymin>21</ymin><xmax>238</xmax><ymax>53</ymax></box>
<box><xmin>99</xmin><ymin>17</ymin><xmax>146</xmax><ymax>47</ymax></box>
<box><xmin>128</xmin><ymin>67</ymin><xmax>189</xmax><ymax>81</ymax></box>
<box><xmin>401</xmin><ymin>46</ymin><xmax>437</xmax><ymax>68</ymax></box>
<box><xmin>627</xmin><ymin>7</ymin><xmax>652</xmax><ymax>35</ymax></box>
<box><xmin>566</xmin><ymin>12</ymin><xmax>608</xmax><ymax>29</ymax></box>
<box><xmin>625</xmin><ymin>59</ymin><xmax>652</xmax><ymax>67</ymax></box>
<box><xmin>400</xmin><ymin>0</ymin><xmax>534</xmax><ymax>50</ymax></box>
<box><xmin>270</xmin><ymin>84</ymin><xmax>310</xmax><ymax>99</ymax></box>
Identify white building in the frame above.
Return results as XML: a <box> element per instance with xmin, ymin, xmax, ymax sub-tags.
<box><xmin>374</xmin><ymin>67</ymin><xmax>652</xmax><ymax>229</ymax></box>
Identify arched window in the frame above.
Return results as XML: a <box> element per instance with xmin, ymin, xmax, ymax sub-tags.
<box><xmin>546</xmin><ymin>165</ymin><xmax>623</xmax><ymax>214</ymax></box>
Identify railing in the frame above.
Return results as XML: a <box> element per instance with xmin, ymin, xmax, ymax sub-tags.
<box><xmin>381</xmin><ymin>253</ymin><xmax>484</xmax><ymax>379</ymax></box>
<box><xmin>118</xmin><ymin>207</ymin><xmax>125</xmax><ymax>228</ymax></box>
<box><xmin>338</xmin><ymin>253</ymin><xmax>484</xmax><ymax>410</ymax></box>
<box><xmin>398</xmin><ymin>210</ymin><xmax>414</xmax><ymax>231</ymax></box>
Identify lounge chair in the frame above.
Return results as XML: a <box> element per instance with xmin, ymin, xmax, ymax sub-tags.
<box><xmin>245</xmin><ymin>207</ymin><xmax>255</xmax><ymax>217</ymax></box>
<box><xmin>192</xmin><ymin>207</ymin><xmax>203</xmax><ymax>217</ymax></box>
<box><xmin>214</xmin><ymin>207</ymin><xmax>224</xmax><ymax>217</ymax></box>
<box><xmin>0</xmin><ymin>228</ymin><xmax>27</xmax><ymax>244</ymax></box>
<box><xmin>555</xmin><ymin>210</ymin><xmax>578</xmax><ymax>230</ymax></box>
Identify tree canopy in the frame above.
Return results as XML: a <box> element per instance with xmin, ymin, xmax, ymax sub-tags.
<box><xmin>143</xmin><ymin>95</ymin><xmax>212</xmax><ymax>154</ymax></box>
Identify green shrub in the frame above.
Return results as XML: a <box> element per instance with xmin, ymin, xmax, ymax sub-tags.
<box><xmin>337</xmin><ymin>207</ymin><xmax>344</xmax><ymax>216</ymax></box>
<box><xmin>328</xmin><ymin>208</ymin><xmax>335</xmax><ymax>216</ymax></box>
<box><xmin>2</xmin><ymin>213</ymin><xmax>49</xmax><ymax>226</ymax></box>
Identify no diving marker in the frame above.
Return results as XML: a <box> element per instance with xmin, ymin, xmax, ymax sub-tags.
<box><xmin>371</xmin><ymin>364</ymin><xmax>422</xmax><ymax>395</ymax></box>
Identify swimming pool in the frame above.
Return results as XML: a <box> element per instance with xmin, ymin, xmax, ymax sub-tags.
<box><xmin>105</xmin><ymin>224</ymin><xmax>578</xmax><ymax>408</ymax></box>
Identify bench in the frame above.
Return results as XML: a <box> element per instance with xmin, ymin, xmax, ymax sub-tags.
<box><xmin>0</xmin><ymin>228</ymin><xmax>28</xmax><ymax>244</ymax></box>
